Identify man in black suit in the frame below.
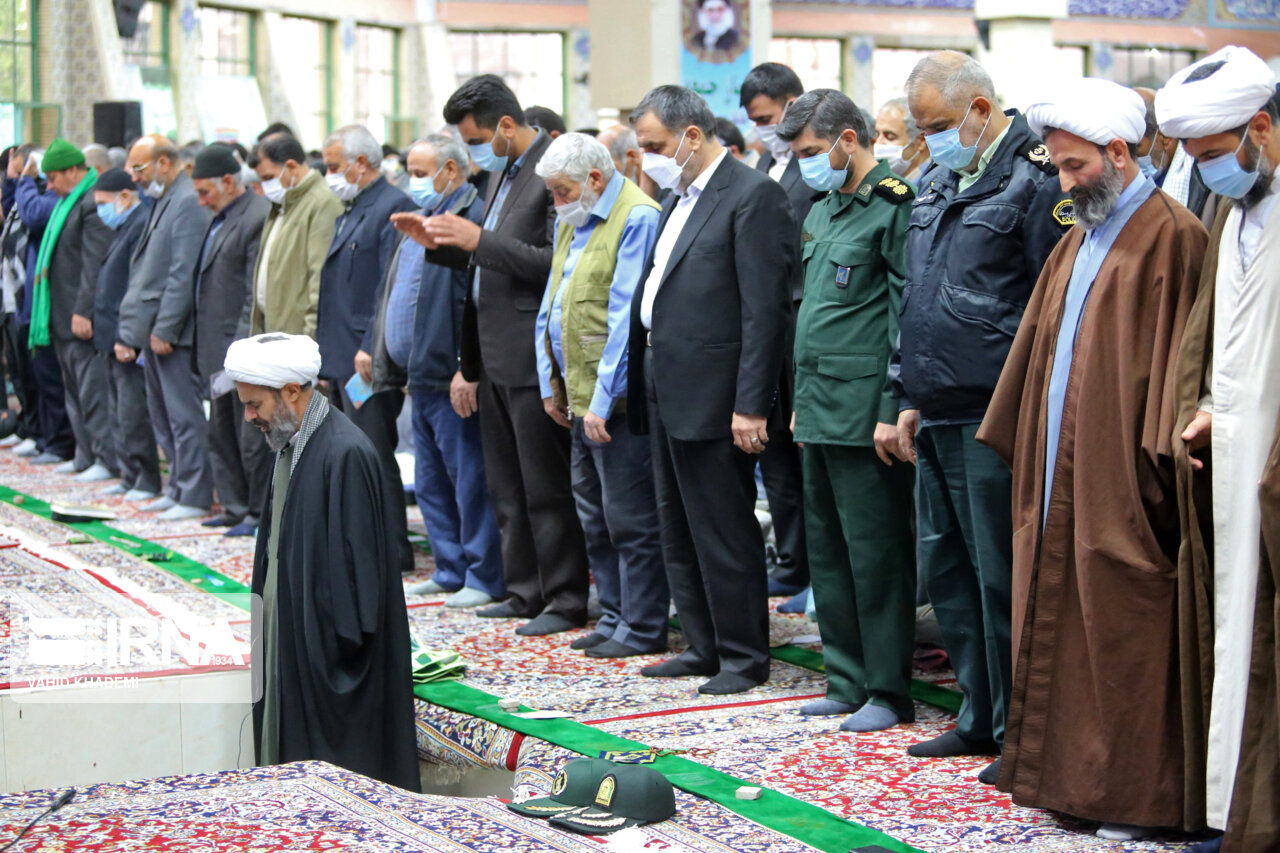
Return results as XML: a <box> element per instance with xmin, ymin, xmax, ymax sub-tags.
<box><xmin>189</xmin><ymin>145</ymin><xmax>272</xmax><ymax>537</ymax></box>
<box><xmin>628</xmin><ymin>85</ymin><xmax>796</xmax><ymax>694</ymax></box>
<box><xmin>91</xmin><ymin>168</ymin><xmax>160</xmax><ymax>500</ymax></box>
<box><xmin>397</xmin><ymin>75</ymin><xmax>589</xmax><ymax>635</ymax></box>
<box><xmin>740</xmin><ymin>62</ymin><xmax>817</xmax><ymax>602</ymax></box>
<box><xmin>318</xmin><ymin>124</ymin><xmax>417</xmax><ymax>572</ymax></box>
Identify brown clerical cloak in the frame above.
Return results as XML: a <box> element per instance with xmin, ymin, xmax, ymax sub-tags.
<box><xmin>977</xmin><ymin>188</ymin><xmax>1208</xmax><ymax>828</ymax></box>
<box><xmin>1173</xmin><ymin>201</ymin><xmax>1280</xmax><ymax>851</ymax></box>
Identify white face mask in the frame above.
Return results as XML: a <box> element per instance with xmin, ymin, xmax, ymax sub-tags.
<box><xmin>555</xmin><ymin>186</ymin><xmax>598</xmax><ymax>229</ymax></box>
<box><xmin>326</xmin><ymin>164</ymin><xmax>359</xmax><ymax>202</ymax></box>
<box><xmin>261</xmin><ymin>176</ymin><xmax>286</xmax><ymax>205</ymax></box>
<box><xmin>641</xmin><ymin>133</ymin><xmax>694</xmax><ymax>192</ymax></box>
<box><xmin>143</xmin><ymin>179</ymin><xmax>166</xmax><ymax>199</ymax></box>
<box><xmin>874</xmin><ymin>143</ymin><xmax>904</xmax><ymax>162</ymax></box>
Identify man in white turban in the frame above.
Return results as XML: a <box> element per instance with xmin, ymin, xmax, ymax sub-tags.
<box><xmin>978</xmin><ymin>76</ymin><xmax>1210</xmax><ymax>841</ymax></box>
<box><xmin>225</xmin><ymin>332</ymin><xmax>419</xmax><ymax>792</ymax></box>
<box><xmin>1161</xmin><ymin>45</ymin><xmax>1280</xmax><ymax>852</ymax></box>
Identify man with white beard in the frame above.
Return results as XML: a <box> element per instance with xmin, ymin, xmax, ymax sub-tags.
<box><xmin>1160</xmin><ymin>46</ymin><xmax>1280</xmax><ymax>852</ymax></box>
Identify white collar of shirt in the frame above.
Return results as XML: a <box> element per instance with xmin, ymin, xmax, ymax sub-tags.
<box><xmin>675</xmin><ymin>149</ymin><xmax>728</xmax><ymax>199</ymax></box>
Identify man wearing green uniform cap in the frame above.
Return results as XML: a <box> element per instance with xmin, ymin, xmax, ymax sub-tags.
<box><xmin>30</xmin><ymin>138</ymin><xmax>116</xmax><ymax>482</ymax></box>
<box><xmin>776</xmin><ymin>89</ymin><xmax>917</xmax><ymax>733</ymax></box>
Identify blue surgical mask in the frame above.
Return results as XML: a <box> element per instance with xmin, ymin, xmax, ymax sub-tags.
<box><xmin>469</xmin><ymin>132</ymin><xmax>510</xmax><ymax>173</ymax></box>
<box><xmin>410</xmin><ymin>166</ymin><xmax>445</xmax><ymax>210</ymax></box>
<box><xmin>1198</xmin><ymin>131</ymin><xmax>1260</xmax><ymax>200</ymax></box>
<box><xmin>96</xmin><ymin>199</ymin><xmax>135</xmax><ymax>230</ymax></box>
<box><xmin>1137</xmin><ymin>154</ymin><xmax>1156</xmax><ymax>178</ymax></box>
<box><xmin>925</xmin><ymin>100</ymin><xmax>991</xmax><ymax>173</ymax></box>
<box><xmin>798</xmin><ymin>138</ymin><xmax>851</xmax><ymax>193</ymax></box>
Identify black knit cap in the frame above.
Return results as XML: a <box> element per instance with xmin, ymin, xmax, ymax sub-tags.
<box><xmin>191</xmin><ymin>144</ymin><xmax>241</xmax><ymax>179</ymax></box>
<box><xmin>94</xmin><ymin>168</ymin><xmax>135</xmax><ymax>192</ymax></box>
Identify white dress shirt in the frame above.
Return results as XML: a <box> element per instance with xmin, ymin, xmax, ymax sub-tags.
<box><xmin>767</xmin><ymin>150</ymin><xmax>792</xmax><ymax>183</ymax></box>
<box><xmin>640</xmin><ymin>149</ymin><xmax>728</xmax><ymax>330</ymax></box>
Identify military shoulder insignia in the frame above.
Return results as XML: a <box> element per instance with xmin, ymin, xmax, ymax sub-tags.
<box><xmin>1019</xmin><ymin>142</ymin><xmax>1058</xmax><ymax>175</ymax></box>
<box><xmin>1053</xmin><ymin>198</ymin><xmax>1076</xmax><ymax>228</ymax></box>
<box><xmin>873</xmin><ymin>176</ymin><xmax>914</xmax><ymax>204</ymax></box>
<box><xmin>801</xmin><ymin>231</ymin><xmax>813</xmax><ymax>242</ymax></box>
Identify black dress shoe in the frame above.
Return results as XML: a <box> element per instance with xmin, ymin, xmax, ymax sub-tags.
<box><xmin>977</xmin><ymin>757</ymin><xmax>1001</xmax><ymax>785</ymax></box>
<box><xmin>515</xmin><ymin>613</ymin><xmax>584</xmax><ymax>636</ymax></box>
<box><xmin>584</xmin><ymin>639</ymin><xmax>654</xmax><ymax>658</ymax></box>
<box><xmin>570</xmin><ymin>632</ymin><xmax>610</xmax><ymax>651</ymax></box>
<box><xmin>640</xmin><ymin>655</ymin><xmax>717</xmax><ymax>678</ymax></box>
<box><xmin>201</xmin><ymin>513</ymin><xmax>242</xmax><ymax>528</ymax></box>
<box><xmin>476</xmin><ymin>601</ymin><xmax>524</xmax><ymax>619</ymax></box>
<box><xmin>906</xmin><ymin>730</ymin><xmax>999</xmax><ymax>758</ymax></box>
<box><xmin>698</xmin><ymin>672</ymin><xmax>762</xmax><ymax>695</ymax></box>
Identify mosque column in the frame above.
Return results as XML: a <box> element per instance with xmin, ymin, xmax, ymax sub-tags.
<box><xmin>403</xmin><ymin>0</ymin><xmax>457</xmax><ymax>140</ymax></box>
<box><xmin>974</xmin><ymin>0</ymin><xmax>1068</xmax><ymax>110</ymax></box>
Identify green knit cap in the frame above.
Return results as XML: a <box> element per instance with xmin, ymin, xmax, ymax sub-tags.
<box><xmin>41</xmin><ymin>138</ymin><xmax>85</xmax><ymax>173</ymax></box>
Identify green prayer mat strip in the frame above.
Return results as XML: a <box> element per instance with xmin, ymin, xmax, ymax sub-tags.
<box><xmin>768</xmin><ymin>644</ymin><xmax>964</xmax><ymax>716</ymax></box>
<box><xmin>414</xmin><ymin>680</ymin><xmax>925</xmax><ymax>853</ymax></box>
<box><xmin>0</xmin><ymin>485</ymin><xmax>251</xmax><ymax>609</ymax></box>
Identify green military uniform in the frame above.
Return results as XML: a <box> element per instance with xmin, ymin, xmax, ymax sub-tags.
<box><xmin>794</xmin><ymin>160</ymin><xmax>916</xmax><ymax>720</ymax></box>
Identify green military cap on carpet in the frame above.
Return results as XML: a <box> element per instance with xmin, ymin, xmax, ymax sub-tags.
<box><xmin>549</xmin><ymin>763</ymin><xmax>676</xmax><ymax>835</ymax></box>
<box><xmin>41</xmin><ymin>138</ymin><xmax>85</xmax><ymax>173</ymax></box>
<box><xmin>507</xmin><ymin>757</ymin><xmax>614</xmax><ymax>819</ymax></box>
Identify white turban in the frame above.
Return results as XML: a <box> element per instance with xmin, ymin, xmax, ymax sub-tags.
<box><xmin>1025</xmin><ymin>78</ymin><xmax>1147</xmax><ymax>146</ymax></box>
<box><xmin>1156</xmin><ymin>46</ymin><xmax>1276</xmax><ymax>139</ymax></box>
<box><xmin>223</xmin><ymin>333</ymin><xmax>321</xmax><ymax>389</ymax></box>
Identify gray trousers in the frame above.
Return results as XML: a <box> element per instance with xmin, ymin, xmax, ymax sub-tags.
<box><xmin>208</xmin><ymin>390</ymin><xmax>271</xmax><ymax>520</ymax></box>
<box><xmin>143</xmin><ymin>345</ymin><xmax>213</xmax><ymax>507</ymax></box>
<box><xmin>108</xmin><ymin>357</ymin><xmax>161</xmax><ymax>493</ymax></box>
<box><xmin>53</xmin><ymin>337</ymin><xmax>115</xmax><ymax>473</ymax></box>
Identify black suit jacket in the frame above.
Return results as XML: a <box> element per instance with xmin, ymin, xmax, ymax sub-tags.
<box><xmin>627</xmin><ymin>154</ymin><xmax>796</xmax><ymax>441</ymax></box>
<box><xmin>428</xmin><ymin>132</ymin><xmax>555</xmax><ymax>388</ymax></box>
<box><xmin>317</xmin><ymin>176</ymin><xmax>417</xmax><ymax>382</ymax></box>
<box><xmin>49</xmin><ymin>190</ymin><xmax>113</xmax><ymax>342</ymax></box>
<box><xmin>756</xmin><ymin>152</ymin><xmax>822</xmax><ymax>302</ymax></box>
<box><xmin>92</xmin><ymin>204</ymin><xmax>148</xmax><ymax>355</ymax></box>
<box><xmin>193</xmin><ymin>191</ymin><xmax>270</xmax><ymax>383</ymax></box>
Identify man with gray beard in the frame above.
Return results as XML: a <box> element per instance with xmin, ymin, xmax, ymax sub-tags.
<box><xmin>976</xmin><ymin>78</ymin><xmax>1208</xmax><ymax>839</ymax></box>
<box><xmin>225</xmin><ymin>332</ymin><xmax>418</xmax><ymax>792</ymax></box>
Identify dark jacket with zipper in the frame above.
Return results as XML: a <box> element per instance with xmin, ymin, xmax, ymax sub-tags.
<box><xmin>891</xmin><ymin>111</ymin><xmax>1072</xmax><ymax>423</ymax></box>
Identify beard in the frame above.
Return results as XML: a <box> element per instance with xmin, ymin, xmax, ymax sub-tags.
<box><xmin>253</xmin><ymin>393</ymin><xmax>301</xmax><ymax>452</ymax></box>
<box><xmin>1238</xmin><ymin>135</ymin><xmax>1275</xmax><ymax>211</ymax></box>
<box><xmin>698</xmin><ymin>6</ymin><xmax>734</xmax><ymax>39</ymax></box>
<box><xmin>1070</xmin><ymin>156</ymin><xmax>1126</xmax><ymax>231</ymax></box>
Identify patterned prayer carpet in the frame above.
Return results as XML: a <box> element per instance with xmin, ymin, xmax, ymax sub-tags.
<box><xmin>0</xmin><ymin>448</ymin><xmax>1209</xmax><ymax>852</ymax></box>
<box><xmin>0</xmin><ymin>759</ymin><xmax>814</xmax><ymax>852</ymax></box>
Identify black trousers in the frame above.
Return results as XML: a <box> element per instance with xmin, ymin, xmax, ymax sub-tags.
<box><xmin>330</xmin><ymin>384</ymin><xmax>414</xmax><ymax>575</ymax></box>
<box><xmin>208</xmin><ymin>391</ymin><xmax>272</xmax><ymax>521</ymax></box>
<box><xmin>1</xmin><ymin>313</ymin><xmax>37</xmax><ymax>439</ymax></box>
<box><xmin>645</xmin><ymin>349</ymin><xmax>771</xmax><ymax>682</ymax></box>
<box><xmin>759</xmin><ymin>424</ymin><xmax>808</xmax><ymax>588</ymax></box>
<box><xmin>477</xmin><ymin>376</ymin><xmax>588</xmax><ymax>621</ymax></box>
<box><xmin>29</xmin><ymin>339</ymin><xmax>74</xmax><ymax>458</ymax></box>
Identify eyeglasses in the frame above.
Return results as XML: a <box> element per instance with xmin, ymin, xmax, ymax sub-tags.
<box><xmin>128</xmin><ymin>161</ymin><xmax>153</xmax><ymax>175</ymax></box>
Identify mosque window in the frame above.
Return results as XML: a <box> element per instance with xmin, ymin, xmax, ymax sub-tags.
<box><xmin>449</xmin><ymin>30</ymin><xmax>566</xmax><ymax>115</ymax></box>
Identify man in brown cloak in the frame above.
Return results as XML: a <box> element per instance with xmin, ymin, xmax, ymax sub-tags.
<box><xmin>976</xmin><ymin>78</ymin><xmax>1208</xmax><ymax>840</ymax></box>
<box><xmin>1159</xmin><ymin>46</ymin><xmax>1280</xmax><ymax>853</ymax></box>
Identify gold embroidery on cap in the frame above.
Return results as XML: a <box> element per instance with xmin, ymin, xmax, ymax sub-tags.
<box><xmin>594</xmin><ymin>775</ymin><xmax>616</xmax><ymax>807</ymax></box>
<box><xmin>551</xmin><ymin>771</ymin><xmax>567</xmax><ymax>797</ymax></box>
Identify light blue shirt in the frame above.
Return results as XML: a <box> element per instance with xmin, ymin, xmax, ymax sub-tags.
<box><xmin>534</xmin><ymin>172</ymin><xmax>660</xmax><ymax>420</ymax></box>
<box><xmin>1043</xmin><ymin>172</ymin><xmax>1155</xmax><ymax>524</ymax></box>
<box><xmin>472</xmin><ymin>131</ymin><xmax>543</xmax><ymax>302</ymax></box>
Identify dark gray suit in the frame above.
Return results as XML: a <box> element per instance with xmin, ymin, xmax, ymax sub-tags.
<box><xmin>120</xmin><ymin>171</ymin><xmax>214</xmax><ymax>508</ymax></box>
<box><xmin>49</xmin><ymin>188</ymin><xmax>114</xmax><ymax>473</ymax></box>
<box><xmin>429</xmin><ymin>130</ymin><xmax>589</xmax><ymax>621</ymax></box>
<box><xmin>627</xmin><ymin>153</ymin><xmax>796</xmax><ymax>682</ymax></box>
<box><xmin>194</xmin><ymin>191</ymin><xmax>271</xmax><ymax>521</ymax></box>
<box><xmin>754</xmin><ymin>151</ymin><xmax>819</xmax><ymax>591</ymax></box>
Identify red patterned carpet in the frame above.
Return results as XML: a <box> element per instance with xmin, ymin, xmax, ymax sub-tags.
<box><xmin>0</xmin><ymin>446</ymin><xmax>1208</xmax><ymax>852</ymax></box>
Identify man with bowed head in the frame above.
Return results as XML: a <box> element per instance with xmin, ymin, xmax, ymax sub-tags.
<box><xmin>978</xmin><ymin>77</ymin><xmax>1208</xmax><ymax>841</ymax></box>
<box><xmin>227</xmin><ymin>332</ymin><xmax>418</xmax><ymax>792</ymax></box>
<box><xmin>533</xmin><ymin>132</ymin><xmax>668</xmax><ymax>658</ymax></box>
<box><xmin>628</xmin><ymin>85</ymin><xmax>796</xmax><ymax>694</ymax></box>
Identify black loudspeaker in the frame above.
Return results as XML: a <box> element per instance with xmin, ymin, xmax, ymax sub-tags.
<box><xmin>114</xmin><ymin>0</ymin><xmax>146</xmax><ymax>39</ymax></box>
<box><xmin>93</xmin><ymin>101</ymin><xmax>143</xmax><ymax>149</ymax></box>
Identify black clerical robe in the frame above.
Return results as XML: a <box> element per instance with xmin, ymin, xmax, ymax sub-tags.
<box><xmin>251</xmin><ymin>407</ymin><xmax>420</xmax><ymax>792</ymax></box>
